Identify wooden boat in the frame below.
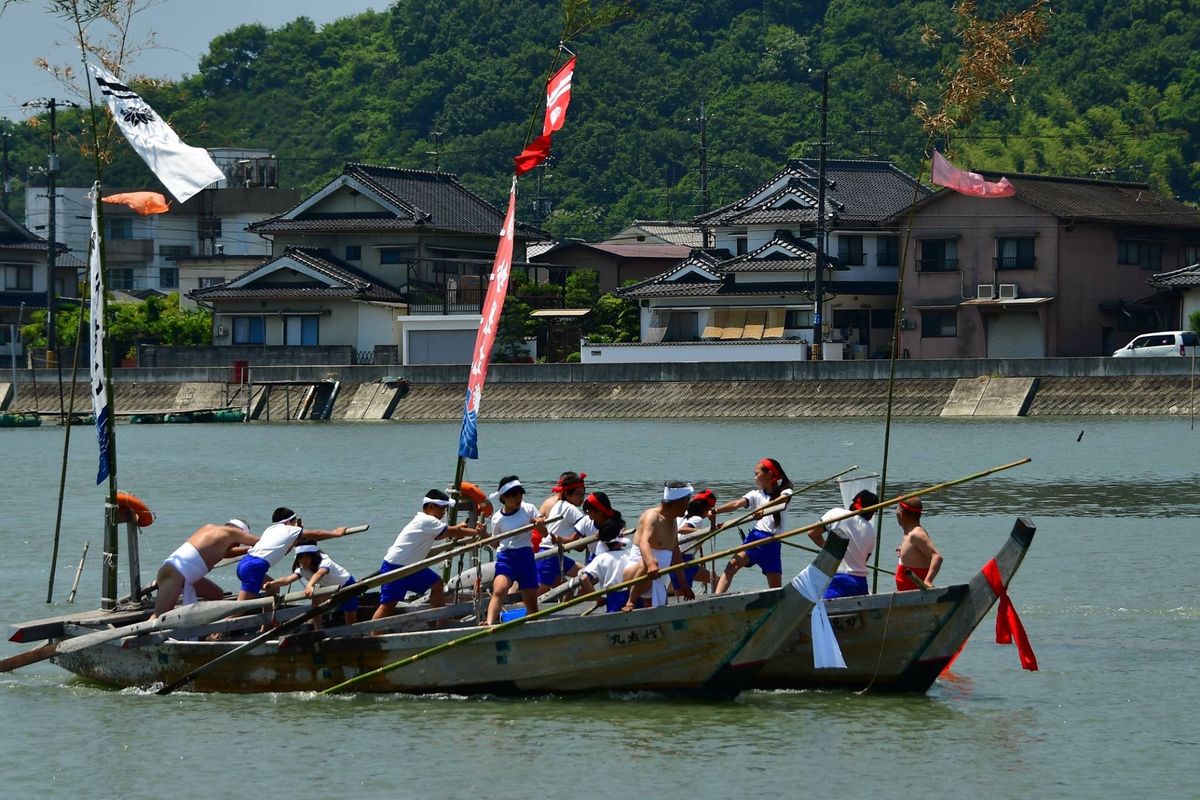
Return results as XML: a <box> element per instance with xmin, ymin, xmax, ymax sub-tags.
<box><xmin>752</xmin><ymin>516</ymin><xmax>1036</xmax><ymax>693</ymax></box>
<box><xmin>23</xmin><ymin>534</ymin><xmax>849</xmax><ymax>697</ymax></box>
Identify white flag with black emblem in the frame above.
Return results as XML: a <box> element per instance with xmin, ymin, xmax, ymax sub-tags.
<box><xmin>90</xmin><ymin>64</ymin><xmax>225</xmax><ymax>203</ymax></box>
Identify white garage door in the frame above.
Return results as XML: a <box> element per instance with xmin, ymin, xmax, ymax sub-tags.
<box><xmin>985</xmin><ymin>312</ymin><xmax>1044</xmax><ymax>358</ymax></box>
<box><xmin>408</xmin><ymin>330</ymin><xmax>478</xmax><ymax>365</ymax></box>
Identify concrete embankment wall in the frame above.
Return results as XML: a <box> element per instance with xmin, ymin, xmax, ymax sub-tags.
<box><xmin>3</xmin><ymin>358</ymin><xmax>1197</xmax><ymax>419</ymax></box>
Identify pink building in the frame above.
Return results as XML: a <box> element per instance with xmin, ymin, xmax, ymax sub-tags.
<box><xmin>898</xmin><ymin>174</ymin><xmax>1200</xmax><ymax>358</ymax></box>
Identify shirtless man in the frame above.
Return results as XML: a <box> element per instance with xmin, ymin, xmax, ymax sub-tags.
<box><xmin>623</xmin><ymin>481</ymin><xmax>696</xmax><ymax>610</ymax></box>
<box><xmin>894</xmin><ymin>497</ymin><xmax>942</xmax><ymax>590</ymax></box>
<box><xmin>152</xmin><ymin>520</ymin><xmax>259</xmax><ymax>618</ymax></box>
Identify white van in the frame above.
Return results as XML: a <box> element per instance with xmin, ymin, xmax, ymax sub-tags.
<box><xmin>1111</xmin><ymin>330</ymin><xmax>1200</xmax><ymax>357</ymax></box>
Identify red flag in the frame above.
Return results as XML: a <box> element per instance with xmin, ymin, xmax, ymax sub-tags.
<box><xmin>514</xmin><ymin>56</ymin><xmax>577</xmax><ymax>176</ymax></box>
<box><xmin>982</xmin><ymin>559</ymin><xmax>1039</xmax><ymax>671</ymax></box>
<box><xmin>102</xmin><ymin>191</ymin><xmax>170</xmax><ymax>215</ymax></box>
<box><xmin>931</xmin><ymin>151</ymin><xmax>1015</xmax><ymax>198</ymax></box>
<box><xmin>458</xmin><ymin>177</ymin><xmax>518</xmax><ymax>459</ymax></box>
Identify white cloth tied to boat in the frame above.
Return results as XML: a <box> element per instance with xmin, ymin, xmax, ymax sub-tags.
<box><xmin>791</xmin><ymin>565</ymin><xmax>847</xmax><ymax>669</ymax></box>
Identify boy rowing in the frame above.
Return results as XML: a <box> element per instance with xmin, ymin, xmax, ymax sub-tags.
<box><xmin>151</xmin><ymin>519</ymin><xmax>258</xmax><ymax>618</ymax></box>
<box><xmin>623</xmin><ymin>481</ymin><xmax>696</xmax><ymax>611</ymax></box>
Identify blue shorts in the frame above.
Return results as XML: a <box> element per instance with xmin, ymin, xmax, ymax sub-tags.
<box><xmin>605</xmin><ymin>589</ymin><xmax>630</xmax><ymax>613</ymax></box>
<box><xmin>743</xmin><ymin>529</ymin><xmax>783</xmax><ymax>575</ymax></box>
<box><xmin>494</xmin><ymin>547</ymin><xmax>537</xmax><ymax>589</ymax></box>
<box><xmin>536</xmin><ymin>549</ymin><xmax>578</xmax><ymax>586</ymax></box>
<box><xmin>338</xmin><ymin>578</ymin><xmax>360</xmax><ymax>613</ymax></box>
<box><xmin>236</xmin><ymin>555</ymin><xmax>271</xmax><ymax>594</ymax></box>
<box><xmin>824</xmin><ymin>573</ymin><xmax>869</xmax><ymax>599</ymax></box>
<box><xmin>377</xmin><ymin>561</ymin><xmax>440</xmax><ymax>605</ymax></box>
<box><xmin>682</xmin><ymin>552</ymin><xmax>701</xmax><ymax>587</ymax></box>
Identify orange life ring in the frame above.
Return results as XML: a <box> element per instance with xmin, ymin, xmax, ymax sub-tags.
<box><xmin>458</xmin><ymin>481</ymin><xmax>494</xmax><ymax>521</ymax></box>
<box><xmin>115</xmin><ymin>491</ymin><xmax>155</xmax><ymax>528</ymax></box>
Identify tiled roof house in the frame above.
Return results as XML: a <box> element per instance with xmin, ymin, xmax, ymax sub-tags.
<box><xmin>191</xmin><ymin>163</ymin><xmax>548</xmax><ymax>364</ymax></box>
<box><xmin>2</xmin><ymin>207</ymin><xmax>83</xmax><ymax>366</ymax></box>
<box><xmin>897</xmin><ymin>172</ymin><xmax>1200</xmax><ymax>358</ymax></box>
<box><xmin>587</xmin><ymin>159</ymin><xmax>929</xmax><ymax>364</ymax></box>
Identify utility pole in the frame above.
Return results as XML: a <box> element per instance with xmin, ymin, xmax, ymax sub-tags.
<box><xmin>22</xmin><ymin>98</ymin><xmax>79</xmax><ymax>367</ymax></box>
<box><xmin>811</xmin><ymin>71</ymin><xmax>829</xmax><ymax>360</ymax></box>
<box><xmin>1</xmin><ymin>131</ymin><xmax>11</xmax><ymax>214</ymax></box>
<box><xmin>691</xmin><ymin>101</ymin><xmax>711</xmax><ymax>215</ymax></box>
<box><xmin>426</xmin><ymin>124</ymin><xmax>443</xmax><ymax>173</ymax></box>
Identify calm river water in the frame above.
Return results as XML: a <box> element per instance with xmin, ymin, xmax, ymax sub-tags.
<box><xmin>1</xmin><ymin>416</ymin><xmax>1196</xmax><ymax>799</ymax></box>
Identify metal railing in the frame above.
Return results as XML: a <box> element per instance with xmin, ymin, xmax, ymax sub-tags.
<box><xmin>404</xmin><ymin>256</ymin><xmax>568</xmax><ymax>314</ymax></box>
<box><xmin>993</xmin><ymin>255</ymin><xmax>1037</xmax><ymax>270</ymax></box>
<box><xmin>917</xmin><ymin>258</ymin><xmax>959</xmax><ymax>272</ymax></box>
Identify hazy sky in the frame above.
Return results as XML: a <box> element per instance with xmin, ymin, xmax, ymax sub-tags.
<box><xmin>0</xmin><ymin>0</ymin><xmax>391</xmax><ymax>120</ymax></box>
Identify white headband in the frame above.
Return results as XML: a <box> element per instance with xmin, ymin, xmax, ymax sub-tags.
<box><xmin>497</xmin><ymin>479</ymin><xmax>523</xmax><ymax>496</ymax></box>
<box><xmin>277</xmin><ymin>513</ymin><xmax>297</xmax><ymax>525</ymax></box>
<box><xmin>422</xmin><ymin>496</ymin><xmax>451</xmax><ymax>507</ymax></box>
<box><xmin>663</xmin><ymin>484</ymin><xmax>694</xmax><ymax>503</ymax></box>
<box><xmin>227</xmin><ymin>519</ymin><xmax>250</xmax><ymax>534</ymax></box>
<box><xmin>295</xmin><ymin>544</ymin><xmax>319</xmax><ymax>554</ymax></box>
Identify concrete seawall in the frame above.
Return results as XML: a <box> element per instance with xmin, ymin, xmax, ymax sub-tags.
<box><xmin>3</xmin><ymin>356</ymin><xmax>1197</xmax><ymax>420</ymax></box>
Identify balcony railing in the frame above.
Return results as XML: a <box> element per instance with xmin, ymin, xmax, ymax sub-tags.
<box><xmin>993</xmin><ymin>255</ymin><xmax>1037</xmax><ymax>270</ymax></box>
<box><xmin>917</xmin><ymin>258</ymin><xmax>959</xmax><ymax>272</ymax></box>
<box><xmin>404</xmin><ymin>256</ymin><xmax>566</xmax><ymax>314</ymax></box>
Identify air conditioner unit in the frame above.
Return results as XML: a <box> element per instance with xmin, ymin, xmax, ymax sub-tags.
<box><xmin>998</xmin><ymin>283</ymin><xmax>1019</xmax><ymax>300</ymax></box>
<box><xmin>976</xmin><ymin>284</ymin><xmax>995</xmax><ymax>300</ymax></box>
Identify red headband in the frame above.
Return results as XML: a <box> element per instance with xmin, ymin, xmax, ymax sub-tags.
<box><xmin>584</xmin><ymin>492</ymin><xmax>615</xmax><ymax>518</ymax></box>
<box><xmin>693</xmin><ymin>488</ymin><xmax>717</xmax><ymax>509</ymax></box>
<box><xmin>552</xmin><ymin>472</ymin><xmax>587</xmax><ymax>493</ymax></box>
<box><xmin>850</xmin><ymin>496</ymin><xmax>864</xmax><ymax>511</ymax></box>
<box><xmin>898</xmin><ymin>499</ymin><xmax>921</xmax><ymax>516</ymax></box>
<box><xmin>758</xmin><ymin>458</ymin><xmax>782</xmax><ymax>481</ymax></box>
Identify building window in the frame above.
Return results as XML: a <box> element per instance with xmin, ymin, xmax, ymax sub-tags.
<box><xmin>870</xmin><ymin>308</ymin><xmax>895</xmax><ymax>330</ymax></box>
<box><xmin>284</xmin><ymin>316</ymin><xmax>318</xmax><ymax>345</ymax></box>
<box><xmin>921</xmin><ymin>309</ymin><xmax>957</xmax><ymax>337</ymax></box>
<box><xmin>380</xmin><ymin>248</ymin><xmax>409</xmax><ymax>265</ymax></box>
<box><xmin>0</xmin><ymin>326</ymin><xmax>9</xmax><ymax>346</ymax></box>
<box><xmin>918</xmin><ymin>239</ymin><xmax>958</xmax><ymax>272</ymax></box>
<box><xmin>784</xmin><ymin>309</ymin><xmax>811</xmax><ymax>329</ymax></box>
<box><xmin>232</xmin><ymin>316</ymin><xmax>265</xmax><ymax>345</ymax></box>
<box><xmin>4</xmin><ymin>264</ymin><xmax>33</xmax><ymax>290</ymax></box>
<box><xmin>106</xmin><ymin>218</ymin><xmax>133</xmax><ymax>240</ymax></box>
<box><xmin>198</xmin><ymin>276</ymin><xmax>223</xmax><ymax>288</ymax></box>
<box><xmin>159</xmin><ymin>245</ymin><xmax>192</xmax><ymax>261</ymax></box>
<box><xmin>995</xmin><ymin>237</ymin><xmax>1036</xmax><ymax>270</ymax></box>
<box><xmin>109</xmin><ymin>268</ymin><xmax>134</xmax><ymax>291</ymax></box>
<box><xmin>664</xmin><ymin>311</ymin><xmax>698</xmax><ymax>342</ymax></box>
<box><xmin>345</xmin><ymin>245</ymin><xmax>362</xmax><ymax>261</ymax></box>
<box><xmin>199</xmin><ymin>218</ymin><xmax>223</xmax><ymax>240</ymax></box>
<box><xmin>877</xmin><ymin>235</ymin><xmax>900</xmax><ymax>267</ymax></box>
<box><xmin>1185</xmin><ymin>245</ymin><xmax>1200</xmax><ymax>266</ymax></box>
<box><xmin>1117</xmin><ymin>240</ymin><xmax>1162</xmax><ymax>270</ymax></box>
<box><xmin>734</xmin><ymin>235</ymin><xmax>748</xmax><ymax>256</ymax></box>
<box><xmin>159</xmin><ymin>267</ymin><xmax>179</xmax><ymax>289</ymax></box>
<box><xmin>837</xmin><ymin>235</ymin><xmax>864</xmax><ymax>266</ymax></box>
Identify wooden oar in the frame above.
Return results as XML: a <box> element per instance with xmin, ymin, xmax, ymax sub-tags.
<box><xmin>779</xmin><ymin>538</ymin><xmax>899</xmax><ymax>577</ymax></box>
<box><xmin>154</xmin><ymin>515</ymin><xmax>561</xmax><ymax>695</ymax></box>
<box><xmin>0</xmin><ymin>596</ymin><xmax>277</xmax><ymax>674</ymax></box>
<box><xmin>320</xmin><ymin>458</ymin><xmax>1029</xmax><ymax>695</ymax></box>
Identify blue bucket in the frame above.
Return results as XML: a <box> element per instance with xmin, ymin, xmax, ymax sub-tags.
<box><xmin>499</xmin><ymin>608</ymin><xmax>527</xmax><ymax>623</ymax></box>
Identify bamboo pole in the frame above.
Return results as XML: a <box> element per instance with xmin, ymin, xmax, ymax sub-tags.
<box><xmin>66</xmin><ymin>541</ymin><xmax>90</xmax><ymax>604</ymax></box>
<box><xmin>321</xmin><ymin>457</ymin><xmax>1029</xmax><ymax>695</ymax></box>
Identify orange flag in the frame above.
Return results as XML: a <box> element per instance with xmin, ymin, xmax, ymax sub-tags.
<box><xmin>102</xmin><ymin>191</ymin><xmax>170</xmax><ymax>215</ymax></box>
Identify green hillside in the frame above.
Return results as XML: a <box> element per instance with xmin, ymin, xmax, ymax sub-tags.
<box><xmin>4</xmin><ymin>0</ymin><xmax>1198</xmax><ymax>239</ymax></box>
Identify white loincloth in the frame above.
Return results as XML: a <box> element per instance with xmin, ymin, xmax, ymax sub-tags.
<box><xmin>649</xmin><ymin>547</ymin><xmax>673</xmax><ymax>607</ymax></box>
<box><xmin>164</xmin><ymin>541</ymin><xmax>209</xmax><ymax>606</ymax></box>
<box><xmin>791</xmin><ymin>565</ymin><xmax>846</xmax><ymax>669</ymax></box>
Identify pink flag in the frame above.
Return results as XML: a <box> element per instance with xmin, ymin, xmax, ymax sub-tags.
<box><xmin>931</xmin><ymin>151</ymin><xmax>1015</xmax><ymax>198</ymax></box>
<box><xmin>514</xmin><ymin>56</ymin><xmax>577</xmax><ymax>176</ymax></box>
<box><xmin>458</xmin><ymin>177</ymin><xmax>518</xmax><ymax>459</ymax></box>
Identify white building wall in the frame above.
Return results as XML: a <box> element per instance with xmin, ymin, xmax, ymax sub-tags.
<box><xmin>582</xmin><ymin>341</ymin><xmax>809</xmax><ymax>363</ymax></box>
